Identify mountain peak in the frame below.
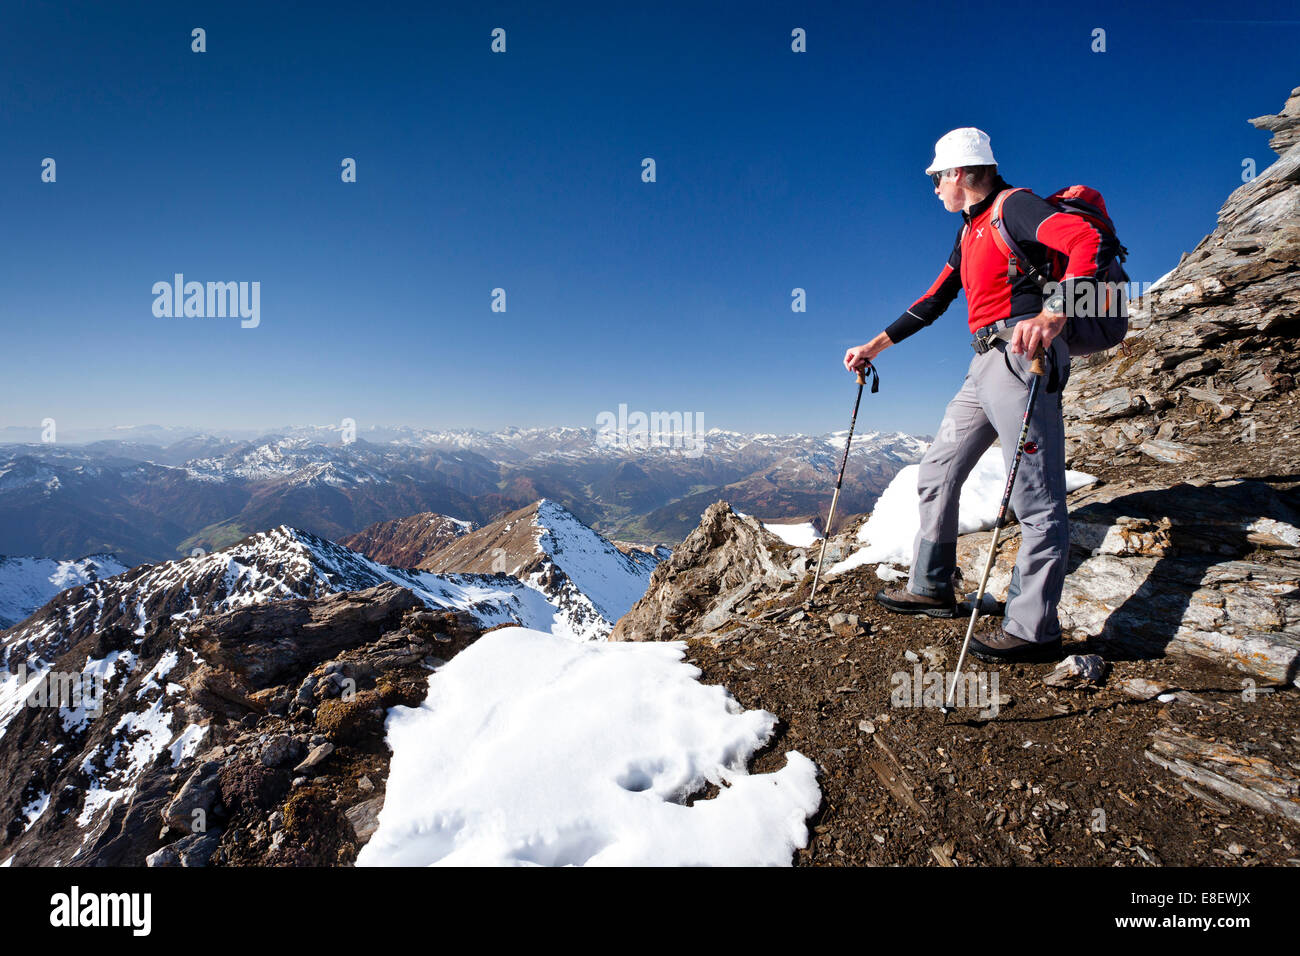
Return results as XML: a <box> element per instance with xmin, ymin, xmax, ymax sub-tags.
<box><xmin>415</xmin><ymin>498</ymin><xmax>663</xmax><ymax>627</ymax></box>
<box><xmin>339</xmin><ymin>513</ymin><xmax>475</xmax><ymax>568</ymax></box>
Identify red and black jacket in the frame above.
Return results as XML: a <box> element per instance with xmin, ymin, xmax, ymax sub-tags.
<box><xmin>885</xmin><ymin>175</ymin><xmax>1120</xmax><ymax>343</ymax></box>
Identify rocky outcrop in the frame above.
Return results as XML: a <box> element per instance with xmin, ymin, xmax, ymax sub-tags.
<box><xmin>338</xmin><ymin>513</ymin><xmax>473</xmax><ymax>568</ymax></box>
<box><xmin>949</xmin><ymin>476</ymin><xmax>1300</xmax><ymax>686</ymax></box>
<box><xmin>0</xmin><ymin>583</ymin><xmax>479</xmax><ymax>868</ymax></box>
<box><xmin>188</xmin><ymin>585</ymin><xmax>423</xmax><ymax>687</ymax></box>
<box><xmin>1250</xmin><ymin>86</ymin><xmax>1300</xmax><ymax>153</ymax></box>
<box><xmin>610</xmin><ymin>501</ymin><xmax>810</xmax><ymax>642</ymax></box>
<box><xmin>1063</xmin><ymin>87</ymin><xmax>1300</xmax><ymax>482</ymax></box>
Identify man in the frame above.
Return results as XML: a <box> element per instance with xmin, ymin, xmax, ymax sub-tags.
<box><xmin>844</xmin><ymin>127</ymin><xmax>1116</xmax><ymax>662</ymax></box>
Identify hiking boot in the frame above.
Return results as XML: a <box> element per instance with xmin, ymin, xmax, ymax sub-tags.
<box><xmin>959</xmin><ymin>595</ymin><xmax>1005</xmax><ymax>617</ymax></box>
<box><xmin>969</xmin><ymin>628</ymin><xmax>1063</xmax><ymax>663</ymax></box>
<box><xmin>875</xmin><ymin>586</ymin><xmax>958</xmax><ymax>618</ymax></box>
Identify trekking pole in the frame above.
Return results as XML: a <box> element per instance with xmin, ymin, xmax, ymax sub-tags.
<box><xmin>807</xmin><ymin>359</ymin><xmax>879</xmax><ymax>606</ymax></box>
<box><xmin>941</xmin><ymin>347</ymin><xmax>1046</xmax><ymax>714</ymax></box>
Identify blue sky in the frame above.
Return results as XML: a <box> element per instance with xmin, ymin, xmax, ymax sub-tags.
<box><xmin>1</xmin><ymin>0</ymin><xmax>1295</xmax><ymax>438</ymax></box>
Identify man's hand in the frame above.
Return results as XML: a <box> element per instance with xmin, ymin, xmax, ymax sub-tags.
<box><xmin>1009</xmin><ymin>309</ymin><xmax>1067</xmax><ymax>357</ymax></box>
<box><xmin>844</xmin><ymin>331</ymin><xmax>893</xmax><ymax>372</ymax></box>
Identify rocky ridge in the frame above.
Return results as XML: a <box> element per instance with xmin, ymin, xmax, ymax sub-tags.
<box><xmin>338</xmin><ymin>512</ymin><xmax>474</xmax><ymax>568</ymax></box>
<box><xmin>610</xmin><ymin>488</ymin><xmax>1299</xmax><ymax>865</ymax></box>
<box><xmin>419</xmin><ymin>499</ymin><xmax>664</xmax><ymax>638</ymax></box>
<box><xmin>1064</xmin><ymin>86</ymin><xmax>1300</xmax><ymax>483</ymax></box>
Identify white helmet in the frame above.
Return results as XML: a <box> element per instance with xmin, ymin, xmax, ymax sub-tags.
<box><xmin>925</xmin><ymin>127</ymin><xmax>997</xmax><ymax>175</ymax></box>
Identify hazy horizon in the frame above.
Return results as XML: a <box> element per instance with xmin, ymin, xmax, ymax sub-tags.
<box><xmin>0</xmin><ymin>418</ymin><xmax>933</xmax><ymax>446</ymax></box>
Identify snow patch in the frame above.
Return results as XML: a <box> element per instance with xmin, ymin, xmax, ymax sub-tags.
<box><xmin>830</xmin><ymin>448</ymin><xmax>1096</xmax><ymax>575</ymax></box>
<box><xmin>1146</xmin><ymin>265</ymin><xmax>1178</xmax><ymax>294</ymax></box>
<box><xmin>21</xmin><ymin>791</ymin><xmax>50</xmax><ymax>831</ymax></box>
<box><xmin>136</xmin><ymin>650</ymin><xmax>180</xmax><ymax>698</ymax></box>
<box><xmin>169</xmin><ymin>722</ymin><xmax>208</xmax><ymax>767</ymax></box>
<box><xmin>0</xmin><ymin>662</ymin><xmax>52</xmax><ymax>742</ymax></box>
<box><xmin>763</xmin><ymin>521</ymin><xmax>822</xmax><ymax>548</ymax></box>
<box><xmin>356</xmin><ymin>627</ymin><xmax>821</xmax><ymax>866</ymax></box>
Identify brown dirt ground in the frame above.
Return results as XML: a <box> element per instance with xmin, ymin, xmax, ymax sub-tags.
<box><xmin>684</xmin><ymin>564</ymin><xmax>1300</xmax><ymax>867</ymax></box>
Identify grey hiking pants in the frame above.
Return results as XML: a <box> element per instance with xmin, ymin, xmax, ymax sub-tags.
<box><xmin>907</xmin><ymin>335</ymin><xmax>1071</xmax><ymax>644</ymax></box>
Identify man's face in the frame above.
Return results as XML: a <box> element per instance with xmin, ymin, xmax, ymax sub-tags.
<box><xmin>934</xmin><ymin>169</ymin><xmax>962</xmax><ymax>212</ymax></box>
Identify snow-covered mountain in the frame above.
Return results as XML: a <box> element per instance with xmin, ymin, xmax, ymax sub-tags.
<box><xmin>0</xmin><ymin>421</ymin><xmax>930</xmax><ymax>464</ymax></box>
<box><xmin>417</xmin><ymin>499</ymin><xmax>662</xmax><ymax>637</ymax></box>
<box><xmin>0</xmin><ymin>554</ymin><xmax>128</xmax><ymax>630</ymax></box>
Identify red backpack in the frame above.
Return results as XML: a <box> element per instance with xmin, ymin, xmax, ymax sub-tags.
<box><xmin>989</xmin><ymin>186</ymin><xmax>1131</xmax><ymax>356</ymax></box>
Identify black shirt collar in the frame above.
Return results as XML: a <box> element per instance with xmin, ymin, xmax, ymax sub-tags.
<box><xmin>962</xmin><ymin>175</ymin><xmax>1011</xmax><ymax>222</ymax></box>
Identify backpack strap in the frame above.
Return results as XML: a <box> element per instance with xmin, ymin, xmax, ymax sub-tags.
<box><xmin>989</xmin><ymin>188</ymin><xmax>1051</xmax><ymax>289</ymax></box>
<box><xmin>1054</xmin><ymin>198</ymin><xmax>1128</xmax><ymax>263</ymax></box>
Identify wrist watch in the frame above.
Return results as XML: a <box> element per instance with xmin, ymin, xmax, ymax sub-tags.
<box><xmin>1043</xmin><ymin>290</ymin><xmax>1066</xmax><ymax>315</ymax></box>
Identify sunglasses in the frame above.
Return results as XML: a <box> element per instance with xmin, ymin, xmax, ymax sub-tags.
<box><xmin>930</xmin><ymin>171</ymin><xmax>948</xmax><ymax>187</ymax></box>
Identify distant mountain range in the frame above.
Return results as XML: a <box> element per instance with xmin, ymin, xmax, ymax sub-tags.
<box><xmin>0</xmin><ymin>424</ymin><xmax>928</xmax><ymax>564</ymax></box>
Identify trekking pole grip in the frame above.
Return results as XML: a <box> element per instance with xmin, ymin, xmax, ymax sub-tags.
<box><xmin>1030</xmin><ymin>346</ymin><xmax>1046</xmax><ymax>376</ymax></box>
